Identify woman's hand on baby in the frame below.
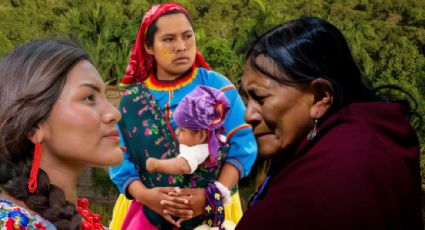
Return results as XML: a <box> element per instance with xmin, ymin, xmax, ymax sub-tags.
<box><xmin>162</xmin><ymin>187</ymin><xmax>206</xmax><ymax>217</ymax></box>
<box><xmin>135</xmin><ymin>186</ymin><xmax>181</xmax><ymax>227</ymax></box>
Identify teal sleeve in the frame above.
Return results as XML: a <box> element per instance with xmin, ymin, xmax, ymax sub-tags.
<box><xmin>108</xmin><ymin>126</ymin><xmax>141</xmax><ymax>199</ymax></box>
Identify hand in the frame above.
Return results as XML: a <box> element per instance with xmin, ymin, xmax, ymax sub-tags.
<box><xmin>145</xmin><ymin>157</ymin><xmax>157</xmax><ymax>173</ymax></box>
<box><xmin>162</xmin><ymin>187</ymin><xmax>206</xmax><ymax>218</ymax></box>
<box><xmin>135</xmin><ymin>186</ymin><xmax>181</xmax><ymax>227</ymax></box>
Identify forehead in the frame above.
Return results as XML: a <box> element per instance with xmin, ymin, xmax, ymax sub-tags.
<box><xmin>155</xmin><ymin>13</ymin><xmax>193</xmax><ymax>35</ymax></box>
<box><xmin>179</xmin><ymin>127</ymin><xmax>198</xmax><ymax>134</ymax></box>
<box><xmin>242</xmin><ymin>58</ymin><xmax>277</xmax><ymax>88</ymax></box>
<box><xmin>242</xmin><ymin>55</ymin><xmax>293</xmax><ymax>88</ymax></box>
<box><xmin>64</xmin><ymin>60</ymin><xmax>103</xmax><ymax>89</ymax></box>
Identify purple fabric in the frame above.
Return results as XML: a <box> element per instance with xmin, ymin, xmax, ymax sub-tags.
<box><xmin>237</xmin><ymin>102</ymin><xmax>423</xmax><ymax>229</ymax></box>
<box><xmin>204</xmin><ymin>183</ymin><xmax>225</xmax><ymax>229</ymax></box>
<box><xmin>173</xmin><ymin>85</ymin><xmax>230</xmax><ymax>159</ymax></box>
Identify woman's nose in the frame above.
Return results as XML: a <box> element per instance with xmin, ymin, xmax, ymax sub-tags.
<box><xmin>104</xmin><ymin>102</ymin><xmax>121</xmax><ymax>124</ymax></box>
<box><xmin>175</xmin><ymin>38</ymin><xmax>186</xmax><ymax>52</ymax></box>
<box><xmin>244</xmin><ymin>100</ymin><xmax>261</xmax><ymax>127</ymax></box>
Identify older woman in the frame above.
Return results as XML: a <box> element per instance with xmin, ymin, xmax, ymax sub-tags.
<box><xmin>237</xmin><ymin>17</ymin><xmax>423</xmax><ymax>229</ymax></box>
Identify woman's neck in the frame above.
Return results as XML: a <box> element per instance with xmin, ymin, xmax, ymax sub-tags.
<box><xmin>41</xmin><ymin>160</ymin><xmax>84</xmax><ymax>205</ymax></box>
<box><xmin>156</xmin><ymin>66</ymin><xmax>191</xmax><ymax>81</ymax></box>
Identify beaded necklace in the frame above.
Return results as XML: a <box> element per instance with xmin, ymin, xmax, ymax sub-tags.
<box><xmin>77</xmin><ymin>198</ymin><xmax>104</xmax><ymax>230</ymax></box>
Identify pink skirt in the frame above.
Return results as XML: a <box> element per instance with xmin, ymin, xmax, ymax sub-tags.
<box><xmin>121</xmin><ymin>200</ymin><xmax>158</xmax><ymax>230</ymax></box>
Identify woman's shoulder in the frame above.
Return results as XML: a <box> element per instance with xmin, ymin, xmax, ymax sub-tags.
<box><xmin>197</xmin><ymin>67</ymin><xmax>233</xmax><ymax>88</ymax></box>
<box><xmin>0</xmin><ymin>199</ymin><xmax>55</xmax><ymax>229</ymax></box>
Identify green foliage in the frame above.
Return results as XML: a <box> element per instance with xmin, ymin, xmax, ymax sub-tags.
<box><xmin>0</xmin><ymin>31</ymin><xmax>13</xmax><ymax>57</ymax></box>
<box><xmin>92</xmin><ymin>168</ymin><xmax>119</xmax><ymax>197</ymax></box>
<box><xmin>90</xmin><ymin>202</ymin><xmax>115</xmax><ymax>226</ymax></box>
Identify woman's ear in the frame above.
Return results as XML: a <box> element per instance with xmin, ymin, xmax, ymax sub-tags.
<box><xmin>144</xmin><ymin>44</ymin><xmax>154</xmax><ymax>55</ymax></box>
<box><xmin>309</xmin><ymin>78</ymin><xmax>334</xmax><ymax>119</ymax></box>
<box><xmin>27</xmin><ymin>124</ymin><xmax>46</xmax><ymax>144</ymax></box>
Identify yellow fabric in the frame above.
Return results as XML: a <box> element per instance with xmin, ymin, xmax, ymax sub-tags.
<box><xmin>224</xmin><ymin>191</ymin><xmax>243</xmax><ymax>224</ymax></box>
<box><xmin>109</xmin><ymin>194</ymin><xmax>131</xmax><ymax>230</ymax></box>
<box><xmin>109</xmin><ymin>192</ymin><xmax>243</xmax><ymax>230</ymax></box>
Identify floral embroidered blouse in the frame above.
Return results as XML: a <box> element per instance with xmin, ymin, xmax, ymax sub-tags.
<box><xmin>0</xmin><ymin>199</ymin><xmax>56</xmax><ymax>230</ymax></box>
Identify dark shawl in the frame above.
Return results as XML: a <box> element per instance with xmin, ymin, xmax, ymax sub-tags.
<box><xmin>237</xmin><ymin>102</ymin><xmax>423</xmax><ymax>230</ymax></box>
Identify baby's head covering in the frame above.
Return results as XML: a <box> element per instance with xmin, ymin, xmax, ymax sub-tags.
<box><xmin>173</xmin><ymin>85</ymin><xmax>230</xmax><ymax>159</ymax></box>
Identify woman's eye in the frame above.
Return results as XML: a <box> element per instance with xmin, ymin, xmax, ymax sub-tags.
<box><xmin>83</xmin><ymin>94</ymin><xmax>96</xmax><ymax>103</ymax></box>
<box><xmin>163</xmin><ymin>37</ymin><xmax>173</xmax><ymax>42</ymax></box>
<box><xmin>252</xmin><ymin>94</ymin><xmax>266</xmax><ymax>104</ymax></box>
<box><xmin>184</xmin><ymin>34</ymin><xmax>192</xmax><ymax>40</ymax></box>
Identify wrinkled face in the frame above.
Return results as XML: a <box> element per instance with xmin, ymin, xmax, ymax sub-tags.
<box><xmin>38</xmin><ymin>60</ymin><xmax>123</xmax><ymax>168</ymax></box>
<box><xmin>175</xmin><ymin>127</ymin><xmax>205</xmax><ymax>147</ymax></box>
<box><xmin>147</xmin><ymin>13</ymin><xmax>196</xmax><ymax>79</ymax></box>
<box><xmin>241</xmin><ymin>58</ymin><xmax>313</xmax><ymax>157</ymax></box>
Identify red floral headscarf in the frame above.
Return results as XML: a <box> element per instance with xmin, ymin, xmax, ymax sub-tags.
<box><xmin>120</xmin><ymin>2</ymin><xmax>210</xmax><ymax>88</ymax></box>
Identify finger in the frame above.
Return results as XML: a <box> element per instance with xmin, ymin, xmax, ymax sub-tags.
<box><xmin>162</xmin><ymin>195</ymin><xmax>190</xmax><ymax>204</ymax></box>
<box><xmin>163</xmin><ymin>206</ymin><xmax>193</xmax><ymax>217</ymax></box>
<box><xmin>173</xmin><ymin>188</ymin><xmax>198</xmax><ymax>195</ymax></box>
<box><xmin>162</xmin><ymin>214</ymin><xmax>178</xmax><ymax>227</ymax></box>
<box><xmin>161</xmin><ymin>199</ymin><xmax>191</xmax><ymax>209</ymax></box>
<box><xmin>176</xmin><ymin>216</ymin><xmax>192</xmax><ymax>227</ymax></box>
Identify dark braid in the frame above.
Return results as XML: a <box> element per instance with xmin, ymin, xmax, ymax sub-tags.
<box><xmin>0</xmin><ymin>39</ymin><xmax>90</xmax><ymax>229</ymax></box>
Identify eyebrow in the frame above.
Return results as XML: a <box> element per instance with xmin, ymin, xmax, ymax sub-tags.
<box><xmin>238</xmin><ymin>84</ymin><xmax>248</xmax><ymax>98</ymax></box>
<box><xmin>79</xmin><ymin>83</ymin><xmax>101</xmax><ymax>93</ymax></box>
<box><xmin>161</xmin><ymin>29</ymin><xmax>193</xmax><ymax>37</ymax></box>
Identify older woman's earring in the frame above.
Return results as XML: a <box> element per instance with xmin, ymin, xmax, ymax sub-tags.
<box><xmin>28</xmin><ymin>143</ymin><xmax>42</xmax><ymax>193</ymax></box>
<box><xmin>307</xmin><ymin>119</ymin><xmax>318</xmax><ymax>141</ymax></box>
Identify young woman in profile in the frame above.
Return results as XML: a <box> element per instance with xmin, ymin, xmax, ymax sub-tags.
<box><xmin>0</xmin><ymin>39</ymin><xmax>124</xmax><ymax>230</ymax></box>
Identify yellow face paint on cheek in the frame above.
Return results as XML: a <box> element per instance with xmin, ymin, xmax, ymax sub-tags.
<box><xmin>159</xmin><ymin>47</ymin><xmax>173</xmax><ymax>62</ymax></box>
<box><xmin>188</xmin><ymin>43</ymin><xmax>196</xmax><ymax>55</ymax></box>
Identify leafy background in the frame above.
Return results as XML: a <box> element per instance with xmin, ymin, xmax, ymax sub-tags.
<box><xmin>1</xmin><ymin>0</ymin><xmax>424</xmax><ymax>224</ymax></box>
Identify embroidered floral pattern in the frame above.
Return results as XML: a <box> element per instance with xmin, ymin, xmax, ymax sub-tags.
<box><xmin>0</xmin><ymin>200</ymin><xmax>47</xmax><ymax>230</ymax></box>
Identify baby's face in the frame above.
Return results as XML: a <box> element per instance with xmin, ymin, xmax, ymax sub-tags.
<box><xmin>175</xmin><ymin>127</ymin><xmax>205</xmax><ymax>146</ymax></box>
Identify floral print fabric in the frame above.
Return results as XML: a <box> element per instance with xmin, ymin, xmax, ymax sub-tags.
<box><xmin>0</xmin><ymin>199</ymin><xmax>52</xmax><ymax>230</ymax></box>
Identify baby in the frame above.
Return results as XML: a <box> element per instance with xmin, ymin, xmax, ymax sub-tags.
<box><xmin>146</xmin><ymin>85</ymin><xmax>230</xmax><ymax>175</ymax></box>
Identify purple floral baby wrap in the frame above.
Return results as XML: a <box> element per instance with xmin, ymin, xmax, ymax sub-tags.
<box><xmin>173</xmin><ymin>85</ymin><xmax>230</xmax><ymax>159</ymax></box>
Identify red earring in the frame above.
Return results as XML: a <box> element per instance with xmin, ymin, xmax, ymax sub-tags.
<box><xmin>28</xmin><ymin>143</ymin><xmax>42</xmax><ymax>193</ymax></box>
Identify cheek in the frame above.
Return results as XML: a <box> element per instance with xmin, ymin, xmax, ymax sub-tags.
<box><xmin>187</xmin><ymin>41</ymin><xmax>196</xmax><ymax>55</ymax></box>
<box><xmin>50</xmin><ymin>105</ymin><xmax>100</xmax><ymax>139</ymax></box>
<box><xmin>158</xmin><ymin>47</ymin><xmax>173</xmax><ymax>62</ymax></box>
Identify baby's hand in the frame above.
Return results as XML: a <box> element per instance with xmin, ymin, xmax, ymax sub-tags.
<box><xmin>146</xmin><ymin>157</ymin><xmax>158</xmax><ymax>173</ymax></box>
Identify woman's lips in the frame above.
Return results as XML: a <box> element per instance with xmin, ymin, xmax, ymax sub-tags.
<box><xmin>173</xmin><ymin>57</ymin><xmax>190</xmax><ymax>64</ymax></box>
<box><xmin>104</xmin><ymin>129</ymin><xmax>120</xmax><ymax>141</ymax></box>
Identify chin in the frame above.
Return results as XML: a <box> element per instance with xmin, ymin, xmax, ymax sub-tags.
<box><xmin>109</xmin><ymin>148</ymin><xmax>125</xmax><ymax>166</ymax></box>
<box><xmin>257</xmin><ymin>145</ymin><xmax>281</xmax><ymax>158</ymax></box>
<box><xmin>95</xmin><ymin>148</ymin><xmax>124</xmax><ymax>166</ymax></box>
